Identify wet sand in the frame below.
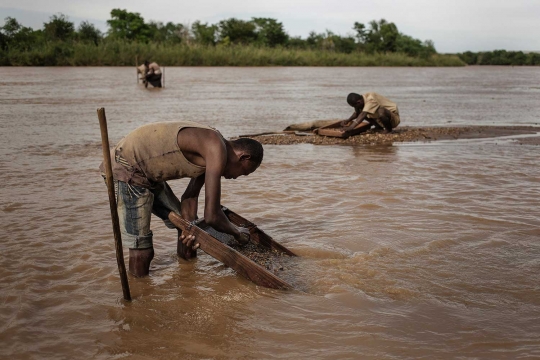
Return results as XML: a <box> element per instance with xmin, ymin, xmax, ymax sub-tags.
<box><xmin>229</xmin><ymin>242</ymin><xmax>291</xmax><ymax>275</ymax></box>
<box><xmin>201</xmin><ymin>225</ymin><xmax>292</xmax><ymax>276</ymax></box>
<box><xmin>244</xmin><ymin>125</ymin><xmax>540</xmax><ymax>145</ymax></box>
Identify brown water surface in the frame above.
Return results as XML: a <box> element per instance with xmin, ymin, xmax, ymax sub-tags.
<box><xmin>1</xmin><ymin>67</ymin><xmax>540</xmax><ymax>359</ymax></box>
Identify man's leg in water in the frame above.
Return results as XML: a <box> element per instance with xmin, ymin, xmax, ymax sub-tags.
<box><xmin>116</xmin><ymin>181</ymin><xmax>155</xmax><ymax>277</ymax></box>
<box><xmin>145</xmin><ymin>73</ymin><xmax>162</xmax><ymax>88</ymax></box>
<box><xmin>150</xmin><ymin>181</ymin><xmax>197</xmax><ymax>260</ymax></box>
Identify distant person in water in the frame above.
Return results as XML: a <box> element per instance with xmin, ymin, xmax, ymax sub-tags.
<box><xmin>340</xmin><ymin>92</ymin><xmax>400</xmax><ymax>132</ymax></box>
<box><xmin>99</xmin><ymin>121</ymin><xmax>263</xmax><ymax>277</ymax></box>
<box><xmin>141</xmin><ymin>60</ymin><xmax>162</xmax><ymax>88</ymax></box>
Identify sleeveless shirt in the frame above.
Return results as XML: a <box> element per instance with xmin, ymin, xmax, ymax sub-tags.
<box><xmin>100</xmin><ymin>121</ymin><xmax>216</xmax><ymax>188</ymax></box>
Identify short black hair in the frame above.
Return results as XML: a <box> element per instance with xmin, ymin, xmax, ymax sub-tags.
<box><xmin>232</xmin><ymin>138</ymin><xmax>264</xmax><ymax>166</ymax></box>
<box><xmin>347</xmin><ymin>93</ymin><xmax>362</xmax><ymax>106</ymax></box>
<box><xmin>144</xmin><ymin>60</ymin><xmax>149</xmax><ymax>66</ymax></box>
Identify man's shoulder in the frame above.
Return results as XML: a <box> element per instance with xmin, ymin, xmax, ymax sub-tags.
<box><xmin>177</xmin><ymin>123</ymin><xmax>223</xmax><ymax>144</ymax></box>
<box><xmin>362</xmin><ymin>92</ymin><xmax>381</xmax><ymax>98</ymax></box>
<box><xmin>178</xmin><ymin>126</ymin><xmax>227</xmax><ymax>164</ymax></box>
<box><xmin>364</xmin><ymin>92</ymin><xmax>394</xmax><ymax>103</ymax></box>
<box><xmin>134</xmin><ymin>121</ymin><xmax>211</xmax><ymax>130</ymax></box>
<box><xmin>122</xmin><ymin>122</ymin><xmax>214</xmax><ymax>143</ymax></box>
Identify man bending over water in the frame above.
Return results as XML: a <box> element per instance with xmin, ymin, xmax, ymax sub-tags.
<box><xmin>341</xmin><ymin>92</ymin><xmax>401</xmax><ymax>132</ymax></box>
<box><xmin>139</xmin><ymin>60</ymin><xmax>162</xmax><ymax>88</ymax></box>
<box><xmin>100</xmin><ymin>121</ymin><xmax>263</xmax><ymax>277</ymax></box>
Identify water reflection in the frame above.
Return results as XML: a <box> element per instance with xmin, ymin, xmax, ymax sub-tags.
<box><xmin>350</xmin><ymin>144</ymin><xmax>399</xmax><ymax>161</ymax></box>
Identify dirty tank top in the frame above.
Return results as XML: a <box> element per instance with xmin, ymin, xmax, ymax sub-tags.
<box><xmin>101</xmin><ymin>121</ymin><xmax>216</xmax><ymax>188</ymax></box>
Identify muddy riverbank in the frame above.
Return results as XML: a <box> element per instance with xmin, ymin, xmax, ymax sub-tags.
<box><xmin>243</xmin><ymin>126</ymin><xmax>540</xmax><ymax>145</ymax></box>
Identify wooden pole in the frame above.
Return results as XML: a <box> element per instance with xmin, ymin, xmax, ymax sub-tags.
<box><xmin>136</xmin><ymin>56</ymin><xmax>139</xmax><ymax>84</ymax></box>
<box><xmin>97</xmin><ymin>108</ymin><xmax>132</xmax><ymax>301</ymax></box>
<box><xmin>162</xmin><ymin>66</ymin><xmax>165</xmax><ymax>88</ymax></box>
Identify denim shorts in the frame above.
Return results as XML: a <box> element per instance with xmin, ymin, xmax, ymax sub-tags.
<box><xmin>114</xmin><ymin>180</ymin><xmax>182</xmax><ymax>249</ymax></box>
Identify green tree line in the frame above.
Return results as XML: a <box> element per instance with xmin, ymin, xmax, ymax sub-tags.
<box><xmin>0</xmin><ymin>9</ymin><xmax>464</xmax><ymax>66</ymax></box>
<box><xmin>458</xmin><ymin>50</ymin><xmax>540</xmax><ymax>66</ymax></box>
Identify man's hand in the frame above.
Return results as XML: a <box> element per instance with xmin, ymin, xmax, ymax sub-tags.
<box><xmin>179</xmin><ymin>233</ymin><xmax>200</xmax><ymax>250</ymax></box>
<box><xmin>341</xmin><ymin>120</ymin><xmax>358</xmax><ymax>132</ymax></box>
<box><xmin>340</xmin><ymin>120</ymin><xmax>351</xmax><ymax>127</ymax></box>
<box><xmin>234</xmin><ymin>227</ymin><xmax>251</xmax><ymax>245</ymax></box>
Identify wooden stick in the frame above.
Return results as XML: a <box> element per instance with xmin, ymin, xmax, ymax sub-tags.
<box><xmin>97</xmin><ymin>108</ymin><xmax>132</xmax><ymax>301</ymax></box>
<box><xmin>136</xmin><ymin>56</ymin><xmax>138</xmax><ymax>84</ymax></box>
<box><xmin>162</xmin><ymin>66</ymin><xmax>165</xmax><ymax>88</ymax></box>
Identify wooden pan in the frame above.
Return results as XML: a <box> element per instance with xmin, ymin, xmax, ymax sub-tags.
<box><xmin>221</xmin><ymin>206</ymin><xmax>297</xmax><ymax>256</ymax></box>
<box><xmin>168</xmin><ymin>209</ymin><xmax>295</xmax><ymax>290</ymax></box>
<box><xmin>315</xmin><ymin>120</ymin><xmax>371</xmax><ymax>139</ymax></box>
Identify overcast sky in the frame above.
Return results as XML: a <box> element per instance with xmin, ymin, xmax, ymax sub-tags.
<box><xmin>1</xmin><ymin>0</ymin><xmax>539</xmax><ymax>53</ymax></box>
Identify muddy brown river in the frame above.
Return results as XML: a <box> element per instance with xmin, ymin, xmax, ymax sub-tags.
<box><xmin>1</xmin><ymin>66</ymin><xmax>540</xmax><ymax>359</ymax></box>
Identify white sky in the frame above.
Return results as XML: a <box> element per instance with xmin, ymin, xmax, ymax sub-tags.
<box><xmin>1</xmin><ymin>0</ymin><xmax>540</xmax><ymax>53</ymax></box>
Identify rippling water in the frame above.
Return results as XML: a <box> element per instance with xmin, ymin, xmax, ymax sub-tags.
<box><xmin>1</xmin><ymin>67</ymin><xmax>540</xmax><ymax>359</ymax></box>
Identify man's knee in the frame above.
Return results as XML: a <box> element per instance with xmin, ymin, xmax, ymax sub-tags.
<box><xmin>151</xmin><ymin>181</ymin><xmax>181</xmax><ymax>226</ymax></box>
<box><xmin>376</xmin><ymin>108</ymin><xmax>393</xmax><ymax>130</ymax></box>
<box><xmin>122</xmin><ymin>231</ymin><xmax>153</xmax><ymax>250</ymax></box>
<box><xmin>377</xmin><ymin>107</ymin><xmax>392</xmax><ymax>120</ymax></box>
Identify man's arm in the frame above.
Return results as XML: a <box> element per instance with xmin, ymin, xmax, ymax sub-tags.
<box><xmin>342</xmin><ymin>111</ymin><xmax>368</xmax><ymax>131</ymax></box>
<box><xmin>340</xmin><ymin>111</ymin><xmax>358</xmax><ymax>126</ymax></box>
<box><xmin>203</xmin><ymin>146</ymin><xmax>249</xmax><ymax>244</ymax></box>
<box><xmin>180</xmin><ymin>174</ymin><xmax>205</xmax><ymax>221</ymax></box>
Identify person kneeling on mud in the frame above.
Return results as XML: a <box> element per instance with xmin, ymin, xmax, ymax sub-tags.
<box><xmin>341</xmin><ymin>92</ymin><xmax>401</xmax><ymax>133</ymax></box>
<box><xmin>99</xmin><ymin>121</ymin><xmax>263</xmax><ymax>277</ymax></box>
